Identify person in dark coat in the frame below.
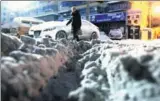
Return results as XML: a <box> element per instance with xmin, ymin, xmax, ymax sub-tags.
<box><xmin>66</xmin><ymin>7</ymin><xmax>81</xmax><ymax>41</ymax></box>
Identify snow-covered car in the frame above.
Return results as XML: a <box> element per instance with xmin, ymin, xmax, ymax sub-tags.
<box><xmin>108</xmin><ymin>28</ymin><xmax>123</xmax><ymax>40</ymax></box>
<box><xmin>28</xmin><ymin>20</ymin><xmax>100</xmax><ymax>40</ymax></box>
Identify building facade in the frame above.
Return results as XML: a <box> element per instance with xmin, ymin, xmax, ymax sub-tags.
<box><xmin>127</xmin><ymin>1</ymin><xmax>160</xmax><ymax>40</ymax></box>
<box><xmin>1</xmin><ymin>1</ymin><xmax>59</xmax><ymax>24</ymax></box>
<box><xmin>57</xmin><ymin>1</ymin><xmax>107</xmax><ymax>21</ymax></box>
<box><xmin>91</xmin><ymin>1</ymin><xmax>131</xmax><ymax>36</ymax></box>
<box><xmin>1</xmin><ymin>2</ymin><xmax>16</xmax><ymax>24</ymax></box>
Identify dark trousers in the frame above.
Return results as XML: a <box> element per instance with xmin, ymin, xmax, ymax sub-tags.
<box><xmin>72</xmin><ymin>28</ymin><xmax>80</xmax><ymax>41</ymax></box>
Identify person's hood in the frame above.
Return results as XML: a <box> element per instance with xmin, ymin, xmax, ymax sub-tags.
<box><xmin>75</xmin><ymin>10</ymin><xmax>79</xmax><ymax>13</ymax></box>
<box><xmin>72</xmin><ymin>10</ymin><xmax>79</xmax><ymax>16</ymax></box>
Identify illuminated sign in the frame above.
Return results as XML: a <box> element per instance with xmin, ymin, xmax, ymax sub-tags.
<box><xmin>91</xmin><ymin>12</ymin><xmax>126</xmax><ymax>23</ymax></box>
<box><xmin>127</xmin><ymin>10</ymin><xmax>141</xmax><ymax>26</ymax></box>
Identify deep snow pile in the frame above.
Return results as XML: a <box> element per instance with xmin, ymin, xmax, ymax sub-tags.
<box><xmin>68</xmin><ymin>39</ymin><xmax>160</xmax><ymax>101</ymax></box>
<box><xmin>1</xmin><ymin>33</ymin><xmax>93</xmax><ymax>101</ymax></box>
<box><xmin>1</xmin><ymin>33</ymin><xmax>22</xmax><ymax>56</ymax></box>
<box><xmin>1</xmin><ymin>32</ymin><xmax>160</xmax><ymax>101</ymax></box>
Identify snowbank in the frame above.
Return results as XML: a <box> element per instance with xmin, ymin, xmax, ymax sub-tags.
<box><xmin>1</xmin><ymin>33</ymin><xmax>93</xmax><ymax>101</ymax></box>
<box><xmin>1</xmin><ymin>32</ymin><xmax>160</xmax><ymax>101</ymax></box>
<box><xmin>68</xmin><ymin>39</ymin><xmax>160</xmax><ymax>101</ymax></box>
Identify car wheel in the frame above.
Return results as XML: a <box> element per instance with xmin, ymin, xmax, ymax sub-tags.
<box><xmin>90</xmin><ymin>32</ymin><xmax>98</xmax><ymax>40</ymax></box>
<box><xmin>56</xmin><ymin>31</ymin><xmax>67</xmax><ymax>40</ymax></box>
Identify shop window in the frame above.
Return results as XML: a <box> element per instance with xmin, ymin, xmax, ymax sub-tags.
<box><xmin>127</xmin><ymin>16</ymin><xmax>130</xmax><ymax>19</ymax></box>
<box><xmin>152</xmin><ymin>23</ymin><xmax>160</xmax><ymax>28</ymax></box>
<box><xmin>134</xmin><ymin>20</ymin><xmax>138</xmax><ymax>24</ymax></box>
<box><xmin>128</xmin><ymin>20</ymin><xmax>131</xmax><ymax>24</ymax></box>
<box><xmin>2</xmin><ymin>28</ymin><xmax>10</xmax><ymax>33</ymax></box>
<box><xmin>136</xmin><ymin>15</ymin><xmax>139</xmax><ymax>18</ymax></box>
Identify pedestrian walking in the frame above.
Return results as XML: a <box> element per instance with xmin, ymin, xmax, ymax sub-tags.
<box><xmin>66</xmin><ymin>7</ymin><xmax>81</xmax><ymax>41</ymax></box>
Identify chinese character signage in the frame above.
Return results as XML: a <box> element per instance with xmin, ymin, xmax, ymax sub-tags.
<box><xmin>91</xmin><ymin>12</ymin><xmax>126</xmax><ymax>23</ymax></box>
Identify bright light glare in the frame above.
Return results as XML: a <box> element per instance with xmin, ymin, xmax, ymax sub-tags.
<box><xmin>153</xmin><ymin>6</ymin><xmax>160</xmax><ymax>13</ymax></box>
<box><xmin>6</xmin><ymin>1</ymin><xmax>34</xmax><ymax>11</ymax></box>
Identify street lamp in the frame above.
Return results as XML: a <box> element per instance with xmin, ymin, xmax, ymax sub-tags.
<box><xmin>153</xmin><ymin>6</ymin><xmax>160</xmax><ymax>13</ymax></box>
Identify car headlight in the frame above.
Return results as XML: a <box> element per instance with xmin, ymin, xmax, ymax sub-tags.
<box><xmin>43</xmin><ymin>27</ymin><xmax>56</xmax><ymax>31</ymax></box>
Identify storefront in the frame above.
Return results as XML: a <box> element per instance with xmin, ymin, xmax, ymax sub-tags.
<box><xmin>91</xmin><ymin>11</ymin><xmax>126</xmax><ymax>36</ymax></box>
<box><xmin>126</xmin><ymin>1</ymin><xmax>160</xmax><ymax>40</ymax></box>
<box><xmin>90</xmin><ymin>1</ymin><xmax>130</xmax><ymax>37</ymax></box>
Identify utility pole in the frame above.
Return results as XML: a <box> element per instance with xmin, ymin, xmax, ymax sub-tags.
<box><xmin>56</xmin><ymin>0</ymin><xmax>59</xmax><ymax>13</ymax></box>
<box><xmin>55</xmin><ymin>0</ymin><xmax>59</xmax><ymax>20</ymax></box>
<box><xmin>86</xmin><ymin>1</ymin><xmax>90</xmax><ymax>21</ymax></box>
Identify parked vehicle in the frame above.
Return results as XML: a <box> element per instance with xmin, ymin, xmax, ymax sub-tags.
<box><xmin>2</xmin><ymin>17</ymin><xmax>45</xmax><ymax>37</ymax></box>
<box><xmin>29</xmin><ymin>20</ymin><xmax>100</xmax><ymax>40</ymax></box>
<box><xmin>108</xmin><ymin>28</ymin><xmax>123</xmax><ymax>40</ymax></box>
